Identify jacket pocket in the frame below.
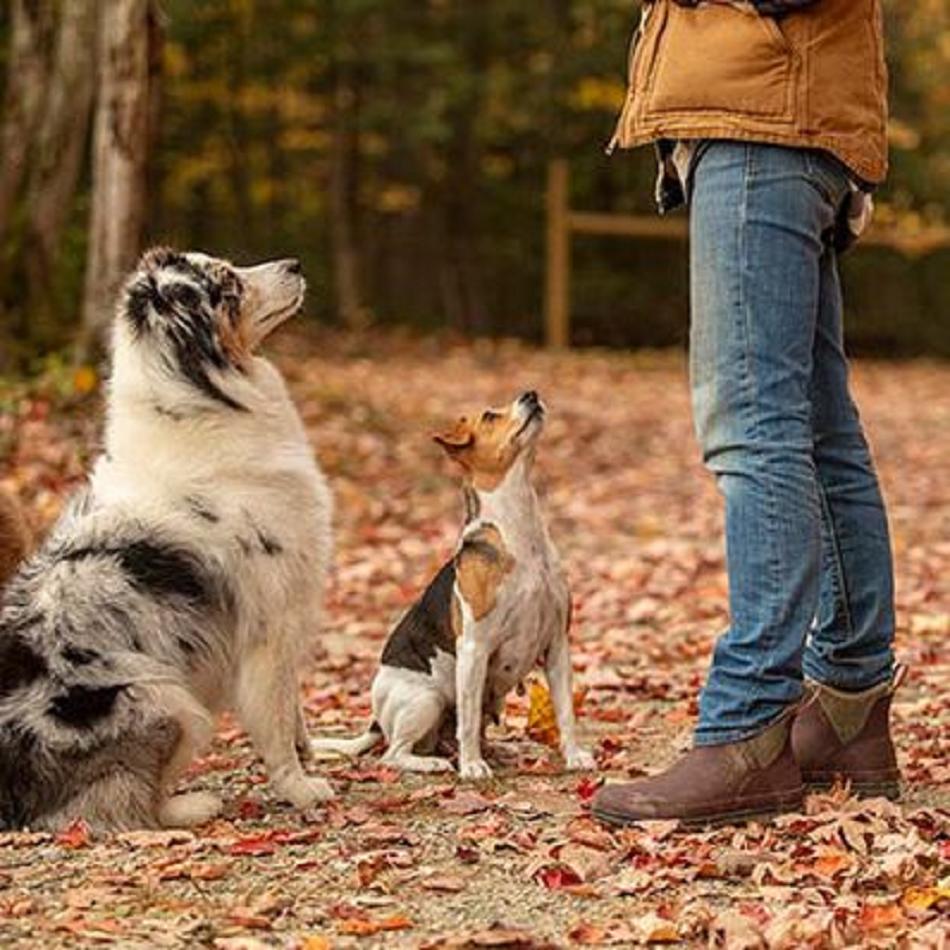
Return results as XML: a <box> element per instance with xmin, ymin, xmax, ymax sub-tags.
<box><xmin>646</xmin><ymin>2</ymin><xmax>794</xmax><ymax>120</ymax></box>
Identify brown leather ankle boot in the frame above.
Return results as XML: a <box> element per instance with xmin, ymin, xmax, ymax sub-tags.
<box><xmin>790</xmin><ymin>672</ymin><xmax>902</xmax><ymax>800</ymax></box>
<box><xmin>592</xmin><ymin>712</ymin><xmax>803</xmax><ymax>828</ymax></box>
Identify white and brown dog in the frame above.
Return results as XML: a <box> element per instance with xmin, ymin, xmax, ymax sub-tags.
<box><xmin>313</xmin><ymin>392</ymin><xmax>594</xmax><ymax>778</ymax></box>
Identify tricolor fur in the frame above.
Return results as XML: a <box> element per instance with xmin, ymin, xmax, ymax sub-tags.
<box><xmin>312</xmin><ymin>392</ymin><xmax>595</xmax><ymax>778</ymax></box>
<box><xmin>0</xmin><ymin>248</ymin><xmax>333</xmax><ymax>831</ymax></box>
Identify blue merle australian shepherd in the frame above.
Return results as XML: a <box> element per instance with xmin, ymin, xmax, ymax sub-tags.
<box><xmin>0</xmin><ymin>248</ymin><xmax>334</xmax><ymax>831</ymax></box>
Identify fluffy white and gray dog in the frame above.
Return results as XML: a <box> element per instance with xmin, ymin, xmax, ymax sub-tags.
<box><xmin>0</xmin><ymin>248</ymin><xmax>333</xmax><ymax>832</ymax></box>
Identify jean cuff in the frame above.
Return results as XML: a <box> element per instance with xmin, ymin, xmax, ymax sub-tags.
<box><xmin>801</xmin><ymin>654</ymin><xmax>894</xmax><ymax>694</ymax></box>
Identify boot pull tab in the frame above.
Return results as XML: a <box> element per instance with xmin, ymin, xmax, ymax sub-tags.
<box><xmin>890</xmin><ymin>664</ymin><xmax>908</xmax><ymax>693</ymax></box>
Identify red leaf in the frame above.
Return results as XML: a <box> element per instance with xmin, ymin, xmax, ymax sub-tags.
<box><xmin>55</xmin><ymin>819</ymin><xmax>90</xmax><ymax>850</ymax></box>
<box><xmin>575</xmin><ymin>776</ymin><xmax>603</xmax><ymax>804</ymax></box>
<box><xmin>235</xmin><ymin>797</ymin><xmax>264</xmax><ymax>820</ymax></box>
<box><xmin>534</xmin><ymin>863</ymin><xmax>583</xmax><ymax>890</ymax></box>
<box><xmin>228</xmin><ymin>834</ymin><xmax>277</xmax><ymax>856</ymax></box>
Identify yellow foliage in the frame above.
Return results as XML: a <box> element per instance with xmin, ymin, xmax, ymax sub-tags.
<box><xmin>526</xmin><ymin>679</ymin><xmax>560</xmax><ymax>748</ymax></box>
<box><xmin>483</xmin><ymin>155</ymin><xmax>515</xmax><ymax>180</ymax></box>
<box><xmin>279</xmin><ymin>129</ymin><xmax>332</xmax><ymax>153</ymax></box>
<box><xmin>526</xmin><ymin>678</ymin><xmax>588</xmax><ymax>749</ymax></box>
<box><xmin>375</xmin><ymin>184</ymin><xmax>421</xmax><ymax>214</ymax></box>
<box><xmin>569</xmin><ymin>77</ymin><xmax>626</xmax><ymax>112</ymax></box>
<box><xmin>72</xmin><ymin>366</ymin><xmax>98</xmax><ymax>396</ymax></box>
<box><xmin>902</xmin><ymin>884</ymin><xmax>950</xmax><ymax>911</ymax></box>
<box><xmin>887</xmin><ymin>118</ymin><xmax>921</xmax><ymax>150</ymax></box>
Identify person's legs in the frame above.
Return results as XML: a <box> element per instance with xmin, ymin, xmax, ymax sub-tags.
<box><xmin>805</xmin><ymin>242</ymin><xmax>895</xmax><ymax>688</ymax></box>
<box><xmin>593</xmin><ymin>143</ymin><xmax>902</xmax><ymax>826</ymax></box>
<box><xmin>689</xmin><ymin>142</ymin><xmax>845</xmax><ymax>745</ymax></box>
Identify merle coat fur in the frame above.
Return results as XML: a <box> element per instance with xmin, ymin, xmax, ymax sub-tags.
<box><xmin>0</xmin><ymin>248</ymin><xmax>334</xmax><ymax>831</ymax></box>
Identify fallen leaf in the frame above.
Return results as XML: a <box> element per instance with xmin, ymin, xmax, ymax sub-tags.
<box><xmin>533</xmin><ymin>862</ymin><xmax>583</xmax><ymax>890</ymax></box>
<box><xmin>526</xmin><ymin>680</ymin><xmax>559</xmax><ymax>748</ymax></box>
<box><xmin>858</xmin><ymin>902</ymin><xmax>905</xmax><ymax>932</ymax></box>
<box><xmin>441</xmin><ymin>791</ymin><xmax>495</xmax><ymax>816</ymax></box>
<box><xmin>55</xmin><ymin>819</ymin><xmax>90</xmax><ymax>850</ymax></box>
<box><xmin>228</xmin><ymin>834</ymin><xmax>277</xmax><ymax>857</ymax></box>
<box><xmin>902</xmin><ymin>884</ymin><xmax>950</xmax><ymax>910</ymax></box>
<box><xmin>337</xmin><ymin>914</ymin><xmax>413</xmax><ymax>935</ymax></box>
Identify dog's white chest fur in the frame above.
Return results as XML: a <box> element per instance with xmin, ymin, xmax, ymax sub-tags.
<box><xmin>479</xmin><ymin>517</ymin><xmax>569</xmax><ymax>700</ymax></box>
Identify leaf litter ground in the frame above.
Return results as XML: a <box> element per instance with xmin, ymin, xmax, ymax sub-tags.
<box><xmin>1</xmin><ymin>330</ymin><xmax>947</xmax><ymax>948</ymax></box>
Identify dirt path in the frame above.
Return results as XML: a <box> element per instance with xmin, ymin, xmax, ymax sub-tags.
<box><xmin>1</xmin><ymin>332</ymin><xmax>947</xmax><ymax>947</ymax></box>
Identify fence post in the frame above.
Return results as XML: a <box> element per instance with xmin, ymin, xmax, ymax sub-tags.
<box><xmin>545</xmin><ymin>159</ymin><xmax>570</xmax><ymax>348</ymax></box>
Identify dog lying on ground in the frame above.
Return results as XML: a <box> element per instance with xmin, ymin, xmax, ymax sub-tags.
<box><xmin>313</xmin><ymin>392</ymin><xmax>595</xmax><ymax>778</ymax></box>
<box><xmin>0</xmin><ymin>248</ymin><xmax>333</xmax><ymax>831</ymax></box>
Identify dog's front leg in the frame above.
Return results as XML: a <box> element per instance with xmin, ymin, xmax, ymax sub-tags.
<box><xmin>236</xmin><ymin>641</ymin><xmax>335</xmax><ymax>808</ymax></box>
<box><xmin>456</xmin><ymin>636</ymin><xmax>492</xmax><ymax>780</ymax></box>
<box><xmin>544</xmin><ymin>628</ymin><xmax>595</xmax><ymax>772</ymax></box>
<box><xmin>295</xmin><ymin>698</ymin><xmax>312</xmax><ymax>762</ymax></box>
<box><xmin>152</xmin><ymin>682</ymin><xmax>223</xmax><ymax>828</ymax></box>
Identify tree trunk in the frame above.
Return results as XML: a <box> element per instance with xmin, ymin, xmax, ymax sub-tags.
<box><xmin>0</xmin><ymin>0</ymin><xmax>54</xmax><ymax>245</ymax></box>
<box><xmin>24</xmin><ymin>1</ymin><xmax>98</xmax><ymax>312</ymax></box>
<box><xmin>329</xmin><ymin>65</ymin><xmax>366</xmax><ymax>329</ymax></box>
<box><xmin>79</xmin><ymin>0</ymin><xmax>159</xmax><ymax>356</ymax></box>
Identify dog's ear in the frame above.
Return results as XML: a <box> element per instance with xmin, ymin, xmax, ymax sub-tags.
<box><xmin>433</xmin><ymin>418</ymin><xmax>474</xmax><ymax>455</ymax></box>
<box><xmin>123</xmin><ymin>247</ymin><xmax>185</xmax><ymax>335</ymax></box>
<box><xmin>138</xmin><ymin>246</ymin><xmax>180</xmax><ymax>273</ymax></box>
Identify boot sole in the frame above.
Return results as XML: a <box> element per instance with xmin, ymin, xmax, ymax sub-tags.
<box><xmin>592</xmin><ymin>791</ymin><xmax>804</xmax><ymax>830</ymax></box>
<box><xmin>803</xmin><ymin>778</ymin><xmax>901</xmax><ymax>801</ymax></box>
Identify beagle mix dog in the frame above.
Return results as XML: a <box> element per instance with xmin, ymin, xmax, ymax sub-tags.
<box><xmin>313</xmin><ymin>391</ymin><xmax>594</xmax><ymax>779</ymax></box>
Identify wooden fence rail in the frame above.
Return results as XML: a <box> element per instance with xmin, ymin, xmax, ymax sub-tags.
<box><xmin>544</xmin><ymin>158</ymin><xmax>950</xmax><ymax>348</ymax></box>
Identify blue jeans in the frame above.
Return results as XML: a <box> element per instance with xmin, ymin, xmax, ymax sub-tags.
<box><xmin>689</xmin><ymin>142</ymin><xmax>895</xmax><ymax>746</ymax></box>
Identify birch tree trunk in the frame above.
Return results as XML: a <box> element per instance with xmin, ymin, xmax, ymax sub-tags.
<box><xmin>0</xmin><ymin>0</ymin><xmax>54</xmax><ymax>245</ymax></box>
<box><xmin>25</xmin><ymin>1</ymin><xmax>98</xmax><ymax>309</ymax></box>
<box><xmin>79</xmin><ymin>0</ymin><xmax>159</xmax><ymax>354</ymax></box>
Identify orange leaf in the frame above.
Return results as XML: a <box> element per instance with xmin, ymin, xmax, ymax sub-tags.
<box><xmin>859</xmin><ymin>903</ymin><xmax>904</xmax><ymax>932</ymax></box>
<box><xmin>569</xmin><ymin>922</ymin><xmax>608</xmax><ymax>944</ymax></box>
<box><xmin>72</xmin><ymin>366</ymin><xmax>98</xmax><ymax>396</ymax></box>
<box><xmin>337</xmin><ymin>915</ymin><xmax>413</xmax><ymax>936</ymax></box>
<box><xmin>227</xmin><ymin>912</ymin><xmax>272</xmax><ymax>930</ymax></box>
<box><xmin>190</xmin><ymin>863</ymin><xmax>231</xmax><ymax>881</ymax></box>
<box><xmin>55</xmin><ymin>819</ymin><xmax>90</xmax><ymax>850</ymax></box>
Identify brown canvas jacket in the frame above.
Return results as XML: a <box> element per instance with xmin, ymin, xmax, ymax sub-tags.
<box><xmin>610</xmin><ymin>0</ymin><xmax>888</xmax><ymax>185</ymax></box>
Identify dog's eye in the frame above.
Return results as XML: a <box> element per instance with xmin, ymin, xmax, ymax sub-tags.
<box><xmin>482</xmin><ymin>410</ymin><xmax>500</xmax><ymax>423</ymax></box>
<box><xmin>165</xmin><ymin>282</ymin><xmax>203</xmax><ymax>312</ymax></box>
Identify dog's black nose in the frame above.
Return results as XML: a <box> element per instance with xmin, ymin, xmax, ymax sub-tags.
<box><xmin>520</xmin><ymin>390</ymin><xmax>540</xmax><ymax>405</ymax></box>
<box><xmin>284</xmin><ymin>258</ymin><xmax>303</xmax><ymax>275</ymax></box>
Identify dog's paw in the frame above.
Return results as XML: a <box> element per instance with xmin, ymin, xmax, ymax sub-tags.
<box><xmin>158</xmin><ymin>791</ymin><xmax>223</xmax><ymax>828</ymax></box>
<box><xmin>286</xmin><ymin>776</ymin><xmax>336</xmax><ymax>809</ymax></box>
<box><xmin>459</xmin><ymin>758</ymin><xmax>493</xmax><ymax>781</ymax></box>
<box><xmin>563</xmin><ymin>746</ymin><xmax>597</xmax><ymax>772</ymax></box>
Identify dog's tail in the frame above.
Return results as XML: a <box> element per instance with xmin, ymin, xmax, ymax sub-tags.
<box><xmin>310</xmin><ymin>721</ymin><xmax>383</xmax><ymax>758</ymax></box>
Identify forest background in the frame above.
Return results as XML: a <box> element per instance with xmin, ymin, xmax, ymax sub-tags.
<box><xmin>0</xmin><ymin>0</ymin><xmax>947</xmax><ymax>366</ymax></box>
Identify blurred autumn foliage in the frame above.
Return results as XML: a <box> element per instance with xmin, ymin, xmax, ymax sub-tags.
<box><xmin>0</xmin><ymin>0</ymin><xmax>947</xmax><ymax>365</ymax></box>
